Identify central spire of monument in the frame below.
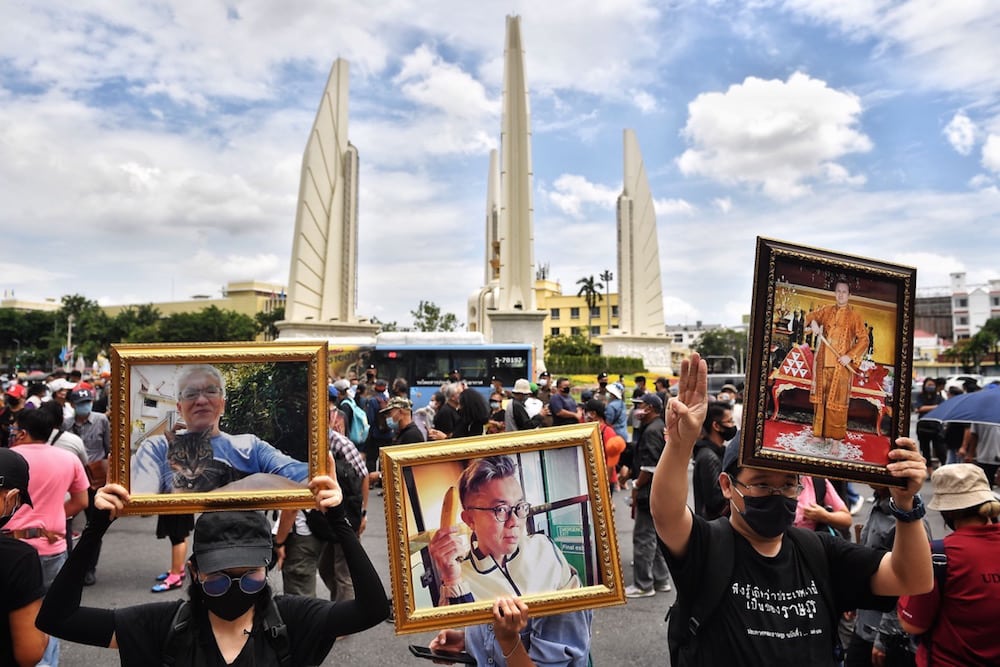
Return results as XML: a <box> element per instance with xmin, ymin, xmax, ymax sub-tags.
<box><xmin>497</xmin><ymin>14</ymin><xmax>536</xmax><ymax>313</ymax></box>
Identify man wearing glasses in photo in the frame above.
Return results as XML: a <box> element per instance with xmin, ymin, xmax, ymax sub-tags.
<box><xmin>652</xmin><ymin>353</ymin><xmax>933</xmax><ymax>666</ymax></box>
<box><xmin>131</xmin><ymin>365</ymin><xmax>308</xmax><ymax>495</ymax></box>
<box><xmin>428</xmin><ymin>455</ymin><xmax>592</xmax><ymax>666</ymax></box>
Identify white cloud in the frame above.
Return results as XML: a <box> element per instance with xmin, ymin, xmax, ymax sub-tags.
<box><xmin>677</xmin><ymin>72</ymin><xmax>872</xmax><ymax>200</ymax></box>
<box><xmin>780</xmin><ymin>0</ymin><xmax>1000</xmax><ymax>97</ymax></box>
<box><xmin>545</xmin><ymin>175</ymin><xmax>620</xmax><ymax>217</ymax></box>
<box><xmin>713</xmin><ymin>197</ymin><xmax>733</xmax><ymax>214</ymax></box>
<box><xmin>969</xmin><ymin>173</ymin><xmax>994</xmax><ymax>189</ymax></box>
<box><xmin>654</xmin><ymin>198</ymin><xmax>695</xmax><ymax>216</ymax></box>
<box><xmin>630</xmin><ymin>89</ymin><xmax>658</xmax><ymax>114</ymax></box>
<box><xmin>982</xmin><ymin>135</ymin><xmax>1000</xmax><ymax>174</ymax></box>
<box><xmin>944</xmin><ymin>112</ymin><xmax>977</xmax><ymax>155</ymax></box>
<box><xmin>394</xmin><ymin>45</ymin><xmax>498</xmax><ymax>120</ymax></box>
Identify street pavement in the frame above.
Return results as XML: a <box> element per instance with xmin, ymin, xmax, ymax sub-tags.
<box><xmin>56</xmin><ymin>434</ymin><xmax>943</xmax><ymax>665</ymax></box>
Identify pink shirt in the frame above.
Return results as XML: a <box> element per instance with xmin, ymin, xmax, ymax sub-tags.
<box><xmin>5</xmin><ymin>443</ymin><xmax>89</xmax><ymax>556</ymax></box>
<box><xmin>793</xmin><ymin>476</ymin><xmax>847</xmax><ymax>530</ymax></box>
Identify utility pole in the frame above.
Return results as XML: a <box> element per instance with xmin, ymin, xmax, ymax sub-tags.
<box><xmin>600</xmin><ymin>269</ymin><xmax>613</xmax><ymax>331</ymax></box>
<box><xmin>66</xmin><ymin>314</ymin><xmax>75</xmax><ymax>371</ymax></box>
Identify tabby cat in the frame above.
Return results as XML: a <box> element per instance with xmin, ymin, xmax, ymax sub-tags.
<box><xmin>166</xmin><ymin>429</ymin><xmax>246</xmax><ymax>492</ymax></box>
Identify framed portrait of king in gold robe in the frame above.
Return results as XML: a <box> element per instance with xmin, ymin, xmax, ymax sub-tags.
<box><xmin>742</xmin><ymin>238</ymin><xmax>916</xmax><ymax>486</ymax></box>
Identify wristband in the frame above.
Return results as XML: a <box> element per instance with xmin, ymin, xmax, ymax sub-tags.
<box><xmin>274</xmin><ymin>541</ymin><xmax>285</xmax><ymax>548</ymax></box>
<box><xmin>888</xmin><ymin>494</ymin><xmax>926</xmax><ymax>522</ymax></box>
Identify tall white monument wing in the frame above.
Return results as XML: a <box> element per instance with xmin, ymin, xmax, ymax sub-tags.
<box><xmin>497</xmin><ymin>15</ymin><xmax>536</xmax><ymax>312</ymax></box>
<box><xmin>617</xmin><ymin>129</ymin><xmax>664</xmax><ymax>335</ymax></box>
<box><xmin>285</xmin><ymin>58</ymin><xmax>359</xmax><ymax>324</ymax></box>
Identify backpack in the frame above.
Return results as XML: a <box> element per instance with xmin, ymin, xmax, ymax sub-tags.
<box><xmin>666</xmin><ymin>519</ymin><xmax>839</xmax><ymax>667</ymax></box>
<box><xmin>162</xmin><ymin>598</ymin><xmax>290</xmax><ymax>667</ymax></box>
<box><xmin>811</xmin><ymin>476</ymin><xmax>852</xmax><ymax>540</ymax></box>
<box><xmin>915</xmin><ymin>539</ymin><xmax>949</xmax><ymax>658</ymax></box>
<box><xmin>341</xmin><ymin>397</ymin><xmax>370</xmax><ymax>446</ymax></box>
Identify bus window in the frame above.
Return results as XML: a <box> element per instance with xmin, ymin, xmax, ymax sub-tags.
<box><xmin>451</xmin><ymin>354</ymin><xmax>488</xmax><ymax>386</ymax></box>
<box><xmin>413</xmin><ymin>352</ymin><xmax>448</xmax><ymax>386</ymax></box>
<box><xmin>489</xmin><ymin>352</ymin><xmax>529</xmax><ymax>388</ymax></box>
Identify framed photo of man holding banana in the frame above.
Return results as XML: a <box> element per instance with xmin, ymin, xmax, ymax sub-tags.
<box><xmin>380</xmin><ymin>423</ymin><xmax>625</xmax><ymax>634</ymax></box>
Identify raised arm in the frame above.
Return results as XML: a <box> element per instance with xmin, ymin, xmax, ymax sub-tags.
<box><xmin>650</xmin><ymin>353</ymin><xmax>708</xmax><ymax>559</ymax></box>
<box><xmin>870</xmin><ymin>438</ymin><xmax>933</xmax><ymax>597</ymax></box>
<box><xmin>306</xmin><ymin>476</ymin><xmax>390</xmax><ymax>633</ymax></box>
<box><xmin>36</xmin><ymin>484</ymin><xmax>130</xmax><ymax>650</ymax></box>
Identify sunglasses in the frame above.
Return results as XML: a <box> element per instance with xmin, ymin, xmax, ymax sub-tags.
<box><xmin>200</xmin><ymin>567</ymin><xmax>267</xmax><ymax>597</ymax></box>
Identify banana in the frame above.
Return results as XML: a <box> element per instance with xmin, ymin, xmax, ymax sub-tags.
<box><xmin>440</xmin><ymin>485</ymin><xmax>461</xmax><ymax>528</ymax></box>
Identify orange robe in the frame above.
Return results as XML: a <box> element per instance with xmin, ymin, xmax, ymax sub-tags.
<box><xmin>804</xmin><ymin>304</ymin><xmax>868</xmax><ymax>439</ymax></box>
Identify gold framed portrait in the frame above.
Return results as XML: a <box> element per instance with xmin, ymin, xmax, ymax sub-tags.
<box><xmin>743</xmin><ymin>237</ymin><xmax>917</xmax><ymax>486</ymax></box>
<box><xmin>380</xmin><ymin>423</ymin><xmax>625</xmax><ymax>634</ymax></box>
<box><xmin>109</xmin><ymin>341</ymin><xmax>328</xmax><ymax>514</ymax></box>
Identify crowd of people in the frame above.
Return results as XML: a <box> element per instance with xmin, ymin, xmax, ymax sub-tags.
<box><xmin>1</xmin><ymin>357</ymin><xmax>999</xmax><ymax>666</ymax></box>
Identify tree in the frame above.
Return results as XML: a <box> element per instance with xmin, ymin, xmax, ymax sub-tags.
<box><xmin>110</xmin><ymin>304</ymin><xmax>162</xmax><ymax>343</ymax></box>
<box><xmin>545</xmin><ymin>334</ymin><xmax>599</xmax><ymax>357</ymax></box>
<box><xmin>411</xmin><ymin>301</ymin><xmax>460</xmax><ymax>332</ymax></box>
<box><xmin>57</xmin><ymin>294</ymin><xmax>111</xmax><ymax>362</ymax></box>
<box><xmin>943</xmin><ymin>335</ymin><xmax>990</xmax><ymax>373</ymax></box>
<box><xmin>575</xmin><ymin>275</ymin><xmax>604</xmax><ymax>341</ymax></box>
<box><xmin>254</xmin><ymin>306</ymin><xmax>285</xmax><ymax>341</ymax></box>
<box><xmin>370</xmin><ymin>316</ymin><xmax>402</xmax><ymax>333</ymax></box>
<box><xmin>157</xmin><ymin>306</ymin><xmax>258</xmax><ymax>343</ymax></box>
<box><xmin>692</xmin><ymin>328</ymin><xmax>748</xmax><ymax>373</ymax></box>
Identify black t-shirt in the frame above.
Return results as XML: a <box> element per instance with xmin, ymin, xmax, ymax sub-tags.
<box><xmin>433</xmin><ymin>403</ymin><xmax>461</xmax><ymax>437</ymax></box>
<box><xmin>395</xmin><ymin>422</ymin><xmax>425</xmax><ymax>445</ymax></box>
<box><xmin>114</xmin><ymin>595</ymin><xmax>341</xmax><ymax>667</ymax></box>
<box><xmin>664</xmin><ymin>515</ymin><xmax>890</xmax><ymax>666</ymax></box>
<box><xmin>1</xmin><ymin>537</ymin><xmax>46</xmax><ymax>665</ymax></box>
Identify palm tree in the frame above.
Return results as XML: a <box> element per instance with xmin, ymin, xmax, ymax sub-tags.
<box><xmin>576</xmin><ymin>275</ymin><xmax>604</xmax><ymax>341</ymax></box>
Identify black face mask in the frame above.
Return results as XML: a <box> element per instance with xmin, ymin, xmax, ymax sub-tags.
<box><xmin>561</xmin><ymin>387</ymin><xmax>570</xmax><ymax>394</ymax></box>
<box><xmin>200</xmin><ymin>583</ymin><xmax>261</xmax><ymax>621</ymax></box>
<box><xmin>734</xmin><ymin>492</ymin><xmax>798</xmax><ymax>538</ymax></box>
<box><xmin>718</xmin><ymin>424</ymin><xmax>738</xmax><ymax>442</ymax></box>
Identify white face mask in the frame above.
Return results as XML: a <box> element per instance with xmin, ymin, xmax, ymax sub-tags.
<box><xmin>538</xmin><ymin>379</ymin><xmax>548</xmax><ymax>387</ymax></box>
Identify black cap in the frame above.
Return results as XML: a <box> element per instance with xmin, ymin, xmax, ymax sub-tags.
<box><xmin>539</xmin><ymin>370</ymin><xmax>551</xmax><ymax>378</ymax></box>
<box><xmin>68</xmin><ymin>388</ymin><xmax>94</xmax><ymax>404</ymax></box>
<box><xmin>722</xmin><ymin>437</ymin><xmax>742</xmax><ymax>475</ymax></box>
<box><xmin>584</xmin><ymin>399</ymin><xmax>606</xmax><ymax>419</ymax></box>
<box><xmin>635</xmin><ymin>393</ymin><xmax>663</xmax><ymax>412</ymax></box>
<box><xmin>0</xmin><ymin>448</ymin><xmax>33</xmax><ymax>508</ymax></box>
<box><xmin>597</xmin><ymin>372</ymin><xmax>608</xmax><ymax>380</ymax></box>
<box><xmin>193</xmin><ymin>511</ymin><xmax>272</xmax><ymax>572</ymax></box>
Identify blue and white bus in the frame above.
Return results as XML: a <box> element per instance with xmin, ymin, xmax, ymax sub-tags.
<box><xmin>369</xmin><ymin>332</ymin><xmax>535</xmax><ymax>408</ymax></box>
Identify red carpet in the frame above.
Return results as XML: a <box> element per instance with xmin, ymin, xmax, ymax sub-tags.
<box><xmin>761</xmin><ymin>419</ymin><xmax>891</xmax><ymax>466</ymax></box>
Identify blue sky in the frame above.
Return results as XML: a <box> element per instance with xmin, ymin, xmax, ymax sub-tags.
<box><xmin>2</xmin><ymin>0</ymin><xmax>998</xmax><ymax>329</ymax></box>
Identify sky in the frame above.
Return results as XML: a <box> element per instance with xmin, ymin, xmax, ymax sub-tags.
<box><xmin>2</xmin><ymin>0</ymin><xmax>999</xmax><ymax>330</ymax></box>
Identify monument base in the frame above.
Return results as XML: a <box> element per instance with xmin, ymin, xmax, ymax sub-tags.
<box><xmin>600</xmin><ymin>333</ymin><xmax>674</xmax><ymax>375</ymax></box>
<box><xmin>275</xmin><ymin>319</ymin><xmax>379</xmax><ymax>346</ymax></box>
<box><xmin>486</xmin><ymin>310</ymin><xmax>547</xmax><ymax>358</ymax></box>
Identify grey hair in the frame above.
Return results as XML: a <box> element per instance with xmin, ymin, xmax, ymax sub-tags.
<box><xmin>458</xmin><ymin>455</ymin><xmax>518</xmax><ymax>507</ymax></box>
<box><xmin>176</xmin><ymin>365</ymin><xmax>227</xmax><ymax>399</ymax></box>
<box><xmin>442</xmin><ymin>382</ymin><xmax>463</xmax><ymax>401</ymax></box>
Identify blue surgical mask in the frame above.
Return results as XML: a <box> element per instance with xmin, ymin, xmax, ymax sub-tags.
<box><xmin>386</xmin><ymin>417</ymin><xmax>398</xmax><ymax>432</ymax></box>
<box><xmin>74</xmin><ymin>402</ymin><xmax>93</xmax><ymax>418</ymax></box>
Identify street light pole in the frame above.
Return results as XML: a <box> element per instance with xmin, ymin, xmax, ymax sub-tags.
<box><xmin>12</xmin><ymin>338</ymin><xmax>20</xmax><ymax>372</ymax></box>
<box><xmin>600</xmin><ymin>269</ymin><xmax>613</xmax><ymax>331</ymax></box>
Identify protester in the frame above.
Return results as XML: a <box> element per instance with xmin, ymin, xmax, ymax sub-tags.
<box><xmin>651</xmin><ymin>352</ymin><xmax>933</xmax><ymax>665</ymax></box>
<box><xmin>0</xmin><ymin>448</ymin><xmax>50</xmax><ymax>666</ymax></box>
<box><xmin>584</xmin><ymin>399</ymin><xmax>626</xmax><ymax>495</ymax></box>
<box><xmin>691</xmin><ymin>401</ymin><xmax>734</xmax><ymax>520</ymax></box>
<box><xmin>36</xmin><ymin>476</ymin><xmax>389</xmax><ymax>665</ymax></box>
<box><xmin>898</xmin><ymin>464</ymin><xmax>1000</xmax><ymax>666</ymax></box>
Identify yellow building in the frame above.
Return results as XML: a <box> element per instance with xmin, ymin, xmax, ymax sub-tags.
<box><xmin>102</xmin><ymin>281</ymin><xmax>287</xmax><ymax>340</ymax></box>
<box><xmin>534</xmin><ymin>279</ymin><xmax>620</xmax><ymax>340</ymax></box>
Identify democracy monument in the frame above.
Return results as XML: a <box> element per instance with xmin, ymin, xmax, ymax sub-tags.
<box><xmin>277</xmin><ymin>16</ymin><xmax>672</xmax><ymax>372</ymax></box>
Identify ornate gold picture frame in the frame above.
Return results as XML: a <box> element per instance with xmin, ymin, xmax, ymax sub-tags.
<box><xmin>380</xmin><ymin>423</ymin><xmax>625</xmax><ymax>634</ymax></box>
<box><xmin>109</xmin><ymin>341</ymin><xmax>328</xmax><ymax>514</ymax></box>
<box><xmin>743</xmin><ymin>237</ymin><xmax>916</xmax><ymax>486</ymax></box>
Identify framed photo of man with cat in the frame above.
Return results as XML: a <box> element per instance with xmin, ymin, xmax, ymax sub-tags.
<box><xmin>109</xmin><ymin>341</ymin><xmax>329</xmax><ymax>514</ymax></box>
